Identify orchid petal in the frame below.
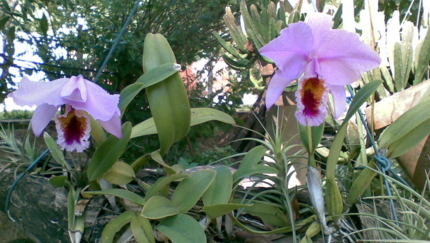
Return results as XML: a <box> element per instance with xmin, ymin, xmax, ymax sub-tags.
<box><xmin>260</xmin><ymin>21</ymin><xmax>313</xmax><ymax>73</ymax></box>
<box><xmin>328</xmin><ymin>85</ymin><xmax>347</xmax><ymax>118</ymax></box>
<box><xmin>9</xmin><ymin>77</ymin><xmax>68</xmax><ymax>107</ymax></box>
<box><xmin>97</xmin><ymin>115</ymin><xmax>123</xmax><ymax>138</ymax></box>
<box><xmin>306</xmin><ymin>13</ymin><xmax>333</xmax><ymax>46</ymax></box>
<box><xmin>67</xmin><ymin>80</ymin><xmax>121</xmax><ymax>121</ymax></box>
<box><xmin>266</xmin><ymin>70</ymin><xmax>296</xmax><ymax>109</ymax></box>
<box><xmin>31</xmin><ymin>104</ymin><xmax>59</xmax><ymax>136</ymax></box>
<box><xmin>316</xmin><ymin>30</ymin><xmax>381</xmax><ymax>85</ymax></box>
<box><xmin>60</xmin><ymin>76</ymin><xmax>88</xmax><ymax>103</ymax></box>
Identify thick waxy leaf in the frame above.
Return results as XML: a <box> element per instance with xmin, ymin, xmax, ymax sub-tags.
<box><xmin>131</xmin><ymin>214</ymin><xmax>155</xmax><ymax>243</ymax></box>
<box><xmin>142</xmin><ymin>196</ymin><xmax>180</xmax><ymax>219</ymax></box>
<box><xmin>386</xmin><ymin>118</ymin><xmax>430</xmax><ymax>158</ymax></box>
<box><xmin>378</xmin><ymin>99</ymin><xmax>430</xmax><ymax>151</ymax></box>
<box><xmin>103</xmin><ymin>161</ymin><xmax>136</xmax><ymax>185</ymax></box>
<box><xmin>87</xmin><ymin>122</ymin><xmax>132</xmax><ymax>181</ymax></box>
<box><xmin>131</xmin><ymin>108</ymin><xmax>235</xmax><ymax>138</ymax></box>
<box><xmin>202</xmin><ymin>166</ymin><xmax>232</xmax><ymax>206</ymax></box>
<box><xmin>49</xmin><ymin>175</ymin><xmax>68</xmax><ymax>187</ymax></box>
<box><xmin>325</xmin><ymin>81</ymin><xmax>381</xmax><ymax>215</ymax></box>
<box><xmin>85</xmin><ymin>189</ymin><xmax>145</xmax><ymax>206</ymax></box>
<box><xmin>43</xmin><ymin>132</ymin><xmax>72</xmax><ymax>172</ymax></box>
<box><xmin>172</xmin><ymin>169</ymin><xmax>216</xmax><ymax>213</ymax></box>
<box><xmin>101</xmin><ymin>211</ymin><xmax>134</xmax><ymax>243</ymax></box>
<box><xmin>119</xmin><ymin>63</ymin><xmax>179</xmax><ymax>114</ymax></box>
<box><xmin>145</xmin><ymin>173</ymin><xmax>189</xmax><ymax>200</ymax></box>
<box><xmin>156</xmin><ymin>214</ymin><xmax>206</xmax><ymax>243</ymax></box>
<box><xmin>233</xmin><ymin>199</ymin><xmax>289</xmax><ymax>227</ymax></box>
<box><xmin>143</xmin><ymin>33</ymin><xmax>190</xmax><ymax>156</ymax></box>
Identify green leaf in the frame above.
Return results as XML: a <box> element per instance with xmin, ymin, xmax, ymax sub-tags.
<box><xmin>43</xmin><ymin>132</ymin><xmax>72</xmax><ymax>171</ymax></box>
<box><xmin>103</xmin><ymin>161</ymin><xmax>136</xmax><ymax>185</ymax></box>
<box><xmin>85</xmin><ymin>189</ymin><xmax>145</xmax><ymax>206</ymax></box>
<box><xmin>150</xmin><ymin>150</ymin><xmax>176</xmax><ymax>175</ymax></box>
<box><xmin>345</xmin><ymin>162</ymin><xmax>378</xmax><ymax>207</ymax></box>
<box><xmin>143</xmin><ymin>34</ymin><xmax>191</xmax><ymax>156</ymax></box>
<box><xmin>156</xmin><ymin>214</ymin><xmax>206</xmax><ymax>243</ymax></box>
<box><xmin>234</xmin><ymin>199</ymin><xmax>289</xmax><ymax>227</ymax></box>
<box><xmin>145</xmin><ymin>173</ymin><xmax>189</xmax><ymax>200</ymax></box>
<box><xmin>233</xmin><ymin>145</ymin><xmax>278</xmax><ymax>183</ymax></box>
<box><xmin>203</xmin><ymin>203</ymin><xmax>251</xmax><ymax>220</ymax></box>
<box><xmin>131</xmin><ymin>108</ymin><xmax>235</xmax><ymax>138</ymax></box>
<box><xmin>130</xmin><ymin>214</ymin><xmax>155</xmax><ymax>243</ymax></box>
<box><xmin>49</xmin><ymin>175</ymin><xmax>68</xmax><ymax>187</ymax></box>
<box><xmin>298</xmin><ymin>123</ymin><xmax>324</xmax><ymax>154</ymax></box>
<box><xmin>344</xmin><ymin>81</ymin><xmax>382</xmax><ymax>123</ymax></box>
<box><xmin>141</xmin><ymin>196</ymin><xmax>180</xmax><ymax>219</ymax></box>
<box><xmin>202</xmin><ymin>166</ymin><xmax>233</xmax><ymax>206</ymax></box>
<box><xmin>87</xmin><ymin>122</ymin><xmax>131</xmax><ymax>181</ymax></box>
<box><xmin>101</xmin><ymin>211</ymin><xmax>134</xmax><ymax>243</ymax></box>
<box><xmin>119</xmin><ymin>64</ymin><xmax>180</xmax><ymax>115</ymax></box>
<box><xmin>386</xmin><ymin>117</ymin><xmax>430</xmax><ymax>158</ymax></box>
<box><xmin>172</xmin><ymin>169</ymin><xmax>216</xmax><ymax>213</ymax></box>
<box><xmin>0</xmin><ymin>16</ymin><xmax>10</xmax><ymax>30</ymax></box>
<box><xmin>378</xmin><ymin>99</ymin><xmax>430</xmax><ymax>149</ymax></box>
<box><xmin>119</xmin><ymin>83</ymin><xmax>144</xmax><ymax>115</ymax></box>
<box><xmin>39</xmin><ymin>13</ymin><xmax>48</xmax><ymax>35</ymax></box>
<box><xmin>90</xmin><ymin>116</ymin><xmax>107</xmax><ymax>146</ymax></box>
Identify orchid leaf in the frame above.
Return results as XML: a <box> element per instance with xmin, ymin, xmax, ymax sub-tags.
<box><xmin>102</xmin><ymin>161</ymin><xmax>136</xmax><ymax>185</ymax></box>
<box><xmin>325</xmin><ymin>81</ymin><xmax>381</xmax><ymax>217</ymax></box>
<box><xmin>151</xmin><ymin>150</ymin><xmax>176</xmax><ymax>175</ymax></box>
<box><xmin>119</xmin><ymin>63</ymin><xmax>179</xmax><ymax>115</ymax></box>
<box><xmin>101</xmin><ymin>211</ymin><xmax>134</xmax><ymax>243</ymax></box>
<box><xmin>130</xmin><ymin>214</ymin><xmax>155</xmax><ymax>243</ymax></box>
<box><xmin>131</xmin><ymin>108</ymin><xmax>235</xmax><ymax>138</ymax></box>
<box><xmin>145</xmin><ymin>173</ymin><xmax>190</xmax><ymax>200</ymax></box>
<box><xmin>172</xmin><ymin>169</ymin><xmax>216</xmax><ymax>213</ymax></box>
<box><xmin>49</xmin><ymin>175</ymin><xmax>68</xmax><ymax>187</ymax></box>
<box><xmin>43</xmin><ymin>132</ymin><xmax>71</xmax><ymax>171</ymax></box>
<box><xmin>202</xmin><ymin>165</ymin><xmax>232</xmax><ymax>206</ymax></box>
<box><xmin>141</xmin><ymin>196</ymin><xmax>180</xmax><ymax>219</ymax></box>
<box><xmin>155</xmin><ymin>214</ymin><xmax>206</xmax><ymax>243</ymax></box>
<box><xmin>143</xmin><ymin>33</ymin><xmax>190</xmax><ymax>156</ymax></box>
<box><xmin>87</xmin><ymin>122</ymin><xmax>132</xmax><ymax>181</ymax></box>
<box><xmin>378</xmin><ymin>99</ymin><xmax>430</xmax><ymax>150</ymax></box>
<box><xmin>234</xmin><ymin>199</ymin><xmax>289</xmax><ymax>227</ymax></box>
<box><xmin>386</xmin><ymin>117</ymin><xmax>430</xmax><ymax>158</ymax></box>
<box><xmin>119</xmin><ymin>82</ymin><xmax>144</xmax><ymax>115</ymax></box>
<box><xmin>85</xmin><ymin>189</ymin><xmax>145</xmax><ymax>206</ymax></box>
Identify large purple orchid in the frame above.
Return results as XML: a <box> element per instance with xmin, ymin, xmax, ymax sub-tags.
<box><xmin>260</xmin><ymin>13</ymin><xmax>380</xmax><ymax>126</ymax></box>
<box><xmin>9</xmin><ymin>75</ymin><xmax>122</xmax><ymax>152</ymax></box>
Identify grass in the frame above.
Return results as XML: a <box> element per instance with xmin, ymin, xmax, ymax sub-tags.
<box><xmin>0</xmin><ymin>110</ymin><xmax>34</xmax><ymax>120</ymax></box>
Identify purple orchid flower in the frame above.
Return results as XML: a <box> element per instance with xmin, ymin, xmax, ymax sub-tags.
<box><xmin>260</xmin><ymin>13</ymin><xmax>381</xmax><ymax>126</ymax></box>
<box><xmin>9</xmin><ymin>75</ymin><xmax>122</xmax><ymax>152</ymax></box>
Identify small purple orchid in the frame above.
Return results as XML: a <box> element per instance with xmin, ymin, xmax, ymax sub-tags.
<box><xmin>260</xmin><ymin>13</ymin><xmax>380</xmax><ymax>126</ymax></box>
<box><xmin>9</xmin><ymin>75</ymin><xmax>122</xmax><ymax>152</ymax></box>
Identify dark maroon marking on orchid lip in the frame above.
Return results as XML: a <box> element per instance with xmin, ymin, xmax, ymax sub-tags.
<box><xmin>300</xmin><ymin>77</ymin><xmax>326</xmax><ymax>117</ymax></box>
<box><xmin>58</xmin><ymin>110</ymin><xmax>87</xmax><ymax>145</ymax></box>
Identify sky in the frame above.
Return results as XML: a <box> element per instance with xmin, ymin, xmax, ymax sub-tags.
<box><xmin>0</xmin><ymin>32</ymin><xmax>46</xmax><ymax>111</ymax></box>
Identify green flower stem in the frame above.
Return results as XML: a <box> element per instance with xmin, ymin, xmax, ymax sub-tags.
<box><xmin>307</xmin><ymin>125</ymin><xmax>316</xmax><ymax>168</ymax></box>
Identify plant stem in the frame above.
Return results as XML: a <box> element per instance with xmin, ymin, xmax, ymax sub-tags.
<box><xmin>307</xmin><ymin>125</ymin><xmax>316</xmax><ymax>168</ymax></box>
